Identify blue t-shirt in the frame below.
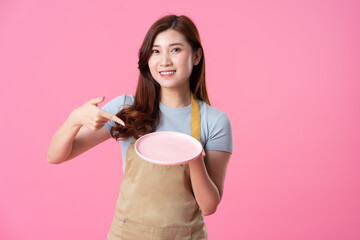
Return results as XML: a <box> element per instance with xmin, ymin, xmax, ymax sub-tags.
<box><xmin>102</xmin><ymin>94</ymin><xmax>233</xmax><ymax>173</ymax></box>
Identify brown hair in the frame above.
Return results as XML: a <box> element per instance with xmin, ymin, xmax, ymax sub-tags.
<box><xmin>109</xmin><ymin>14</ymin><xmax>210</xmax><ymax>141</ymax></box>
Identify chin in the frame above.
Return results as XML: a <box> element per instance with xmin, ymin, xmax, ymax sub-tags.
<box><xmin>154</xmin><ymin>75</ymin><xmax>189</xmax><ymax>89</ymax></box>
<box><xmin>159</xmin><ymin>83</ymin><xmax>181</xmax><ymax>89</ymax></box>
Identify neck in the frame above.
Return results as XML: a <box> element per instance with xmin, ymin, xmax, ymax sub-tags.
<box><xmin>160</xmin><ymin>85</ymin><xmax>191</xmax><ymax>108</ymax></box>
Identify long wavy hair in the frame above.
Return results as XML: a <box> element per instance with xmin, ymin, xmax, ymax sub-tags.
<box><xmin>109</xmin><ymin>14</ymin><xmax>211</xmax><ymax>141</ymax></box>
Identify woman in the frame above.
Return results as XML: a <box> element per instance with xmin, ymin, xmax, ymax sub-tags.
<box><xmin>47</xmin><ymin>14</ymin><xmax>233</xmax><ymax>240</ymax></box>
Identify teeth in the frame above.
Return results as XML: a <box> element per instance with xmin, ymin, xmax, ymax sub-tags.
<box><xmin>160</xmin><ymin>71</ymin><xmax>175</xmax><ymax>75</ymax></box>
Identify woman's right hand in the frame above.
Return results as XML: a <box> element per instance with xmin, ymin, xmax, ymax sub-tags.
<box><xmin>47</xmin><ymin>96</ymin><xmax>125</xmax><ymax>164</ymax></box>
<box><xmin>69</xmin><ymin>96</ymin><xmax>125</xmax><ymax>131</ymax></box>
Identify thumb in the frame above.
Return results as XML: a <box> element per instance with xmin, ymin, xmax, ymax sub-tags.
<box><xmin>88</xmin><ymin>96</ymin><xmax>105</xmax><ymax>106</ymax></box>
<box><xmin>201</xmin><ymin>149</ymin><xmax>206</xmax><ymax>158</ymax></box>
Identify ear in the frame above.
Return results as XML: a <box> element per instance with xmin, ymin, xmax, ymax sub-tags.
<box><xmin>193</xmin><ymin>48</ymin><xmax>202</xmax><ymax>66</ymax></box>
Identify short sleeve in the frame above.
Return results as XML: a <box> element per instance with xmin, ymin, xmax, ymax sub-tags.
<box><xmin>205</xmin><ymin>113</ymin><xmax>233</xmax><ymax>153</ymax></box>
<box><xmin>101</xmin><ymin>94</ymin><xmax>131</xmax><ymax>135</ymax></box>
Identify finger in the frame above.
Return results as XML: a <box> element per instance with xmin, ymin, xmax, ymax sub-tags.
<box><xmin>87</xmin><ymin>96</ymin><xmax>105</xmax><ymax>106</ymax></box>
<box><xmin>98</xmin><ymin>119</ymin><xmax>109</xmax><ymax>124</ymax></box>
<box><xmin>201</xmin><ymin>149</ymin><xmax>206</xmax><ymax>158</ymax></box>
<box><xmin>100</xmin><ymin>109</ymin><xmax>125</xmax><ymax>126</ymax></box>
<box><xmin>97</xmin><ymin>120</ymin><xmax>109</xmax><ymax>126</ymax></box>
<box><xmin>112</xmin><ymin>115</ymin><xmax>126</xmax><ymax>127</ymax></box>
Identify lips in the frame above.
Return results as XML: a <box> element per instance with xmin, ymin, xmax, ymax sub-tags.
<box><xmin>159</xmin><ymin>70</ymin><xmax>176</xmax><ymax>77</ymax></box>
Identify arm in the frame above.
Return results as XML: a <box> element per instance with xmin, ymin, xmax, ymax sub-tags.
<box><xmin>47</xmin><ymin>96</ymin><xmax>124</xmax><ymax>164</ymax></box>
<box><xmin>188</xmin><ymin>150</ymin><xmax>231</xmax><ymax>216</ymax></box>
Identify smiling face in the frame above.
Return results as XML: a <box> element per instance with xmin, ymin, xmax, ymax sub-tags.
<box><xmin>148</xmin><ymin>29</ymin><xmax>201</xmax><ymax>90</ymax></box>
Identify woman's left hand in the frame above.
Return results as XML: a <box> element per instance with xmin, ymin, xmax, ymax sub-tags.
<box><xmin>188</xmin><ymin>149</ymin><xmax>231</xmax><ymax>215</ymax></box>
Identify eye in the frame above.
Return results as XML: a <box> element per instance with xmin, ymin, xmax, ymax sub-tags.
<box><xmin>151</xmin><ymin>49</ymin><xmax>159</xmax><ymax>54</ymax></box>
<box><xmin>172</xmin><ymin>48</ymin><xmax>181</xmax><ymax>52</ymax></box>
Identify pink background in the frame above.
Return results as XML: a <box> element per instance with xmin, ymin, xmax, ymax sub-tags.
<box><xmin>1</xmin><ymin>0</ymin><xmax>359</xmax><ymax>239</ymax></box>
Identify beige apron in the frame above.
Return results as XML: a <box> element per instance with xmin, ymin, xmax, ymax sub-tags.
<box><xmin>108</xmin><ymin>93</ymin><xmax>208</xmax><ymax>240</ymax></box>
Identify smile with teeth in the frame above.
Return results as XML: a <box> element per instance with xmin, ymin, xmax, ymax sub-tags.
<box><xmin>160</xmin><ymin>70</ymin><xmax>176</xmax><ymax>76</ymax></box>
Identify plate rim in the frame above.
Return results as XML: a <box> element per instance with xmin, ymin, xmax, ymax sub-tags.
<box><xmin>134</xmin><ymin>131</ymin><xmax>203</xmax><ymax>165</ymax></box>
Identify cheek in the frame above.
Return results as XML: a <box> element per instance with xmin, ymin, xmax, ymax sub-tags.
<box><xmin>184</xmin><ymin>56</ymin><xmax>194</xmax><ymax>74</ymax></box>
<box><xmin>148</xmin><ymin>59</ymin><xmax>154</xmax><ymax>69</ymax></box>
<box><xmin>176</xmin><ymin>55</ymin><xmax>192</xmax><ymax>72</ymax></box>
<box><xmin>148</xmin><ymin>59</ymin><xmax>157</xmax><ymax>73</ymax></box>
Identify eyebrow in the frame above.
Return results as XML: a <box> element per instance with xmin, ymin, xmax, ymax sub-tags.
<box><xmin>152</xmin><ymin>43</ymin><xmax>184</xmax><ymax>47</ymax></box>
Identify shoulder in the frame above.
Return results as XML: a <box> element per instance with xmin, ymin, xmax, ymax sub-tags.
<box><xmin>106</xmin><ymin>93</ymin><xmax>135</xmax><ymax>106</ymax></box>
<box><xmin>102</xmin><ymin>94</ymin><xmax>135</xmax><ymax>114</ymax></box>
<box><xmin>199</xmin><ymin>100</ymin><xmax>233</xmax><ymax>153</ymax></box>
<box><xmin>199</xmin><ymin>100</ymin><xmax>231</xmax><ymax>126</ymax></box>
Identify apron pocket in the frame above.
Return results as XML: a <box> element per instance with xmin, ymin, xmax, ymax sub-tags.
<box><xmin>118</xmin><ymin>216</ymin><xmax>192</xmax><ymax>240</ymax></box>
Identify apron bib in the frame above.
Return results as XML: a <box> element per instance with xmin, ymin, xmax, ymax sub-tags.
<box><xmin>108</xmin><ymin>93</ymin><xmax>208</xmax><ymax>240</ymax></box>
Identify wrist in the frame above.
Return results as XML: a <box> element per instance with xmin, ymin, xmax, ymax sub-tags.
<box><xmin>67</xmin><ymin>110</ymin><xmax>82</xmax><ymax>128</ymax></box>
<box><xmin>189</xmin><ymin>155</ymin><xmax>205</xmax><ymax>169</ymax></box>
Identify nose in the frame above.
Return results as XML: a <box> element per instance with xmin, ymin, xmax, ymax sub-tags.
<box><xmin>160</xmin><ymin>52</ymin><xmax>172</xmax><ymax>67</ymax></box>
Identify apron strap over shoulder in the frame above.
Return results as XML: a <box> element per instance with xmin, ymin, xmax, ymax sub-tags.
<box><xmin>190</xmin><ymin>92</ymin><xmax>201</xmax><ymax>144</ymax></box>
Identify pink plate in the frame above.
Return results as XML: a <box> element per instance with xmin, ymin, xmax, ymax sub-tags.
<box><xmin>134</xmin><ymin>131</ymin><xmax>203</xmax><ymax>165</ymax></box>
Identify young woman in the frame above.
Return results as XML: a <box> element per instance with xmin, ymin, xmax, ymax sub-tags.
<box><xmin>47</xmin><ymin>14</ymin><xmax>233</xmax><ymax>240</ymax></box>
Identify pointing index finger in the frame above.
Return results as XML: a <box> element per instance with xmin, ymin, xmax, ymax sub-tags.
<box><xmin>101</xmin><ymin>109</ymin><xmax>125</xmax><ymax>126</ymax></box>
<box><xmin>112</xmin><ymin>115</ymin><xmax>125</xmax><ymax>127</ymax></box>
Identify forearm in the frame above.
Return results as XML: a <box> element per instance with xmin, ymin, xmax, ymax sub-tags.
<box><xmin>47</xmin><ymin>112</ymin><xmax>81</xmax><ymax>164</ymax></box>
<box><xmin>188</xmin><ymin>156</ymin><xmax>220</xmax><ymax>216</ymax></box>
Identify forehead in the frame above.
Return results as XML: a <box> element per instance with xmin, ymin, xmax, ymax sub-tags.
<box><xmin>153</xmin><ymin>29</ymin><xmax>188</xmax><ymax>46</ymax></box>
